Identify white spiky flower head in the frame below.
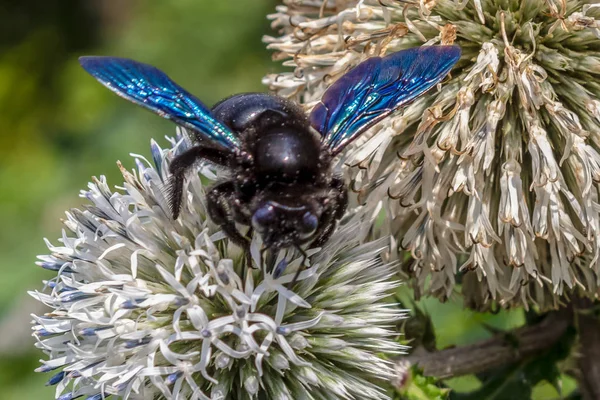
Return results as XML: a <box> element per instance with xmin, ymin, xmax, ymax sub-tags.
<box><xmin>30</xmin><ymin>131</ymin><xmax>406</xmax><ymax>400</ymax></box>
<box><xmin>264</xmin><ymin>0</ymin><xmax>600</xmax><ymax>310</ymax></box>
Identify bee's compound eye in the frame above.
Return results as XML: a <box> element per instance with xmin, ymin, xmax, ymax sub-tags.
<box><xmin>301</xmin><ymin>212</ymin><xmax>318</xmax><ymax>234</ymax></box>
<box><xmin>252</xmin><ymin>205</ymin><xmax>276</xmax><ymax>232</ymax></box>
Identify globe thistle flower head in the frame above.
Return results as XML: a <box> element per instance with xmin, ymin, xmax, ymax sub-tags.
<box><xmin>264</xmin><ymin>0</ymin><xmax>600</xmax><ymax>310</ymax></box>
<box><xmin>30</xmin><ymin>132</ymin><xmax>406</xmax><ymax>400</ymax></box>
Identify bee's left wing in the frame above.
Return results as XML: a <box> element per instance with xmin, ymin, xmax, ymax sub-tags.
<box><xmin>79</xmin><ymin>56</ymin><xmax>241</xmax><ymax>151</ymax></box>
<box><xmin>311</xmin><ymin>46</ymin><xmax>461</xmax><ymax>156</ymax></box>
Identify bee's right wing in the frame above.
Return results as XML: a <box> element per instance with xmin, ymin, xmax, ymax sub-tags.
<box><xmin>310</xmin><ymin>46</ymin><xmax>461</xmax><ymax>156</ymax></box>
<box><xmin>79</xmin><ymin>56</ymin><xmax>241</xmax><ymax>152</ymax></box>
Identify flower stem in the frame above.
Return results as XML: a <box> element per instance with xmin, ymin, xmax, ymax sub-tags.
<box><xmin>405</xmin><ymin>308</ymin><xmax>572</xmax><ymax>379</ymax></box>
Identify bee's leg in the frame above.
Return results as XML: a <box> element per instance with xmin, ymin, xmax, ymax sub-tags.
<box><xmin>168</xmin><ymin>146</ymin><xmax>231</xmax><ymax>219</ymax></box>
<box><xmin>310</xmin><ymin>176</ymin><xmax>348</xmax><ymax>248</ymax></box>
<box><xmin>330</xmin><ymin>175</ymin><xmax>348</xmax><ymax>219</ymax></box>
<box><xmin>288</xmin><ymin>245</ymin><xmax>309</xmax><ymax>288</ymax></box>
<box><xmin>244</xmin><ymin>226</ymin><xmax>256</xmax><ymax>272</ymax></box>
<box><xmin>310</xmin><ymin>217</ymin><xmax>337</xmax><ymax>249</ymax></box>
<box><xmin>260</xmin><ymin>247</ymin><xmax>269</xmax><ymax>275</ymax></box>
<box><xmin>206</xmin><ymin>181</ymin><xmax>254</xmax><ymax>268</ymax></box>
<box><xmin>244</xmin><ymin>251</ymin><xmax>253</xmax><ymax>271</ymax></box>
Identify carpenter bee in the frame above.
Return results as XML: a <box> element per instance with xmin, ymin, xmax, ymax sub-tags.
<box><xmin>79</xmin><ymin>45</ymin><xmax>460</xmax><ymax>276</ymax></box>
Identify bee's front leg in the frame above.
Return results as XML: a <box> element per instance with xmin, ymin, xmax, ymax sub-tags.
<box><xmin>167</xmin><ymin>145</ymin><xmax>231</xmax><ymax>219</ymax></box>
<box><xmin>310</xmin><ymin>176</ymin><xmax>348</xmax><ymax>249</ymax></box>
<box><xmin>206</xmin><ymin>181</ymin><xmax>255</xmax><ymax>269</ymax></box>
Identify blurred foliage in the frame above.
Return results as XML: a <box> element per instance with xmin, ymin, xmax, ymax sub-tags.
<box><xmin>397</xmin><ymin>287</ymin><xmax>580</xmax><ymax>400</ymax></box>
<box><xmin>0</xmin><ymin>1</ymin><xmax>586</xmax><ymax>399</ymax></box>
<box><xmin>0</xmin><ymin>1</ymin><xmax>275</xmax><ymax>398</ymax></box>
<box><xmin>395</xmin><ymin>366</ymin><xmax>450</xmax><ymax>400</ymax></box>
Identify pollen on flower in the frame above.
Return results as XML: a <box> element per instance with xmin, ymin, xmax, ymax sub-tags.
<box><xmin>264</xmin><ymin>0</ymin><xmax>600</xmax><ymax>310</ymax></box>
<box><xmin>30</xmin><ymin>131</ymin><xmax>406</xmax><ymax>400</ymax></box>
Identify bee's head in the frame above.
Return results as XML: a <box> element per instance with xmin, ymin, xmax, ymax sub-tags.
<box><xmin>251</xmin><ymin>199</ymin><xmax>319</xmax><ymax>249</ymax></box>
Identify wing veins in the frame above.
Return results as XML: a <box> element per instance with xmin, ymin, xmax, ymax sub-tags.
<box><xmin>311</xmin><ymin>45</ymin><xmax>461</xmax><ymax>155</ymax></box>
<box><xmin>80</xmin><ymin>56</ymin><xmax>240</xmax><ymax>151</ymax></box>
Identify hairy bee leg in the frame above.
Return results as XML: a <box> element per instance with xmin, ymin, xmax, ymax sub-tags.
<box><xmin>206</xmin><ymin>181</ymin><xmax>252</xmax><ymax>265</ymax></box>
<box><xmin>310</xmin><ymin>218</ymin><xmax>337</xmax><ymax>248</ymax></box>
<box><xmin>244</xmin><ymin>227</ymin><xmax>258</xmax><ymax>271</ymax></box>
<box><xmin>167</xmin><ymin>173</ymin><xmax>186</xmax><ymax>221</ymax></box>
<box><xmin>330</xmin><ymin>176</ymin><xmax>348</xmax><ymax>219</ymax></box>
<box><xmin>310</xmin><ymin>176</ymin><xmax>348</xmax><ymax>248</ymax></box>
<box><xmin>167</xmin><ymin>146</ymin><xmax>231</xmax><ymax>219</ymax></box>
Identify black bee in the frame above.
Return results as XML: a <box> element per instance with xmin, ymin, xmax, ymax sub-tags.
<box><xmin>79</xmin><ymin>46</ymin><xmax>460</xmax><ymax>275</ymax></box>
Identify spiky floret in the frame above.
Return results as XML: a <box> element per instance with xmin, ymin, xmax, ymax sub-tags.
<box><xmin>264</xmin><ymin>0</ymin><xmax>600</xmax><ymax>310</ymax></box>
<box><xmin>30</xmin><ymin>132</ymin><xmax>405</xmax><ymax>400</ymax></box>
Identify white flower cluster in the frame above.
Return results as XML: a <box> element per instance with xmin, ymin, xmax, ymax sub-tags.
<box><xmin>263</xmin><ymin>0</ymin><xmax>600</xmax><ymax>310</ymax></box>
<box><xmin>31</xmin><ymin>133</ymin><xmax>405</xmax><ymax>400</ymax></box>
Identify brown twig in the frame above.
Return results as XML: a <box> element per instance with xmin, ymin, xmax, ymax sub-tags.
<box><xmin>573</xmin><ymin>298</ymin><xmax>600</xmax><ymax>400</ymax></box>
<box><xmin>405</xmin><ymin>308</ymin><xmax>572</xmax><ymax>379</ymax></box>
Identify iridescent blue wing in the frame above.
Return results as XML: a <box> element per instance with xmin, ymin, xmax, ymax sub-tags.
<box><xmin>311</xmin><ymin>45</ymin><xmax>461</xmax><ymax>155</ymax></box>
<box><xmin>79</xmin><ymin>56</ymin><xmax>240</xmax><ymax>151</ymax></box>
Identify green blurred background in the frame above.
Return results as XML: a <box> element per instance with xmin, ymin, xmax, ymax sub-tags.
<box><xmin>0</xmin><ymin>1</ymin><xmax>568</xmax><ymax>399</ymax></box>
<box><xmin>0</xmin><ymin>1</ymin><xmax>276</xmax><ymax>398</ymax></box>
